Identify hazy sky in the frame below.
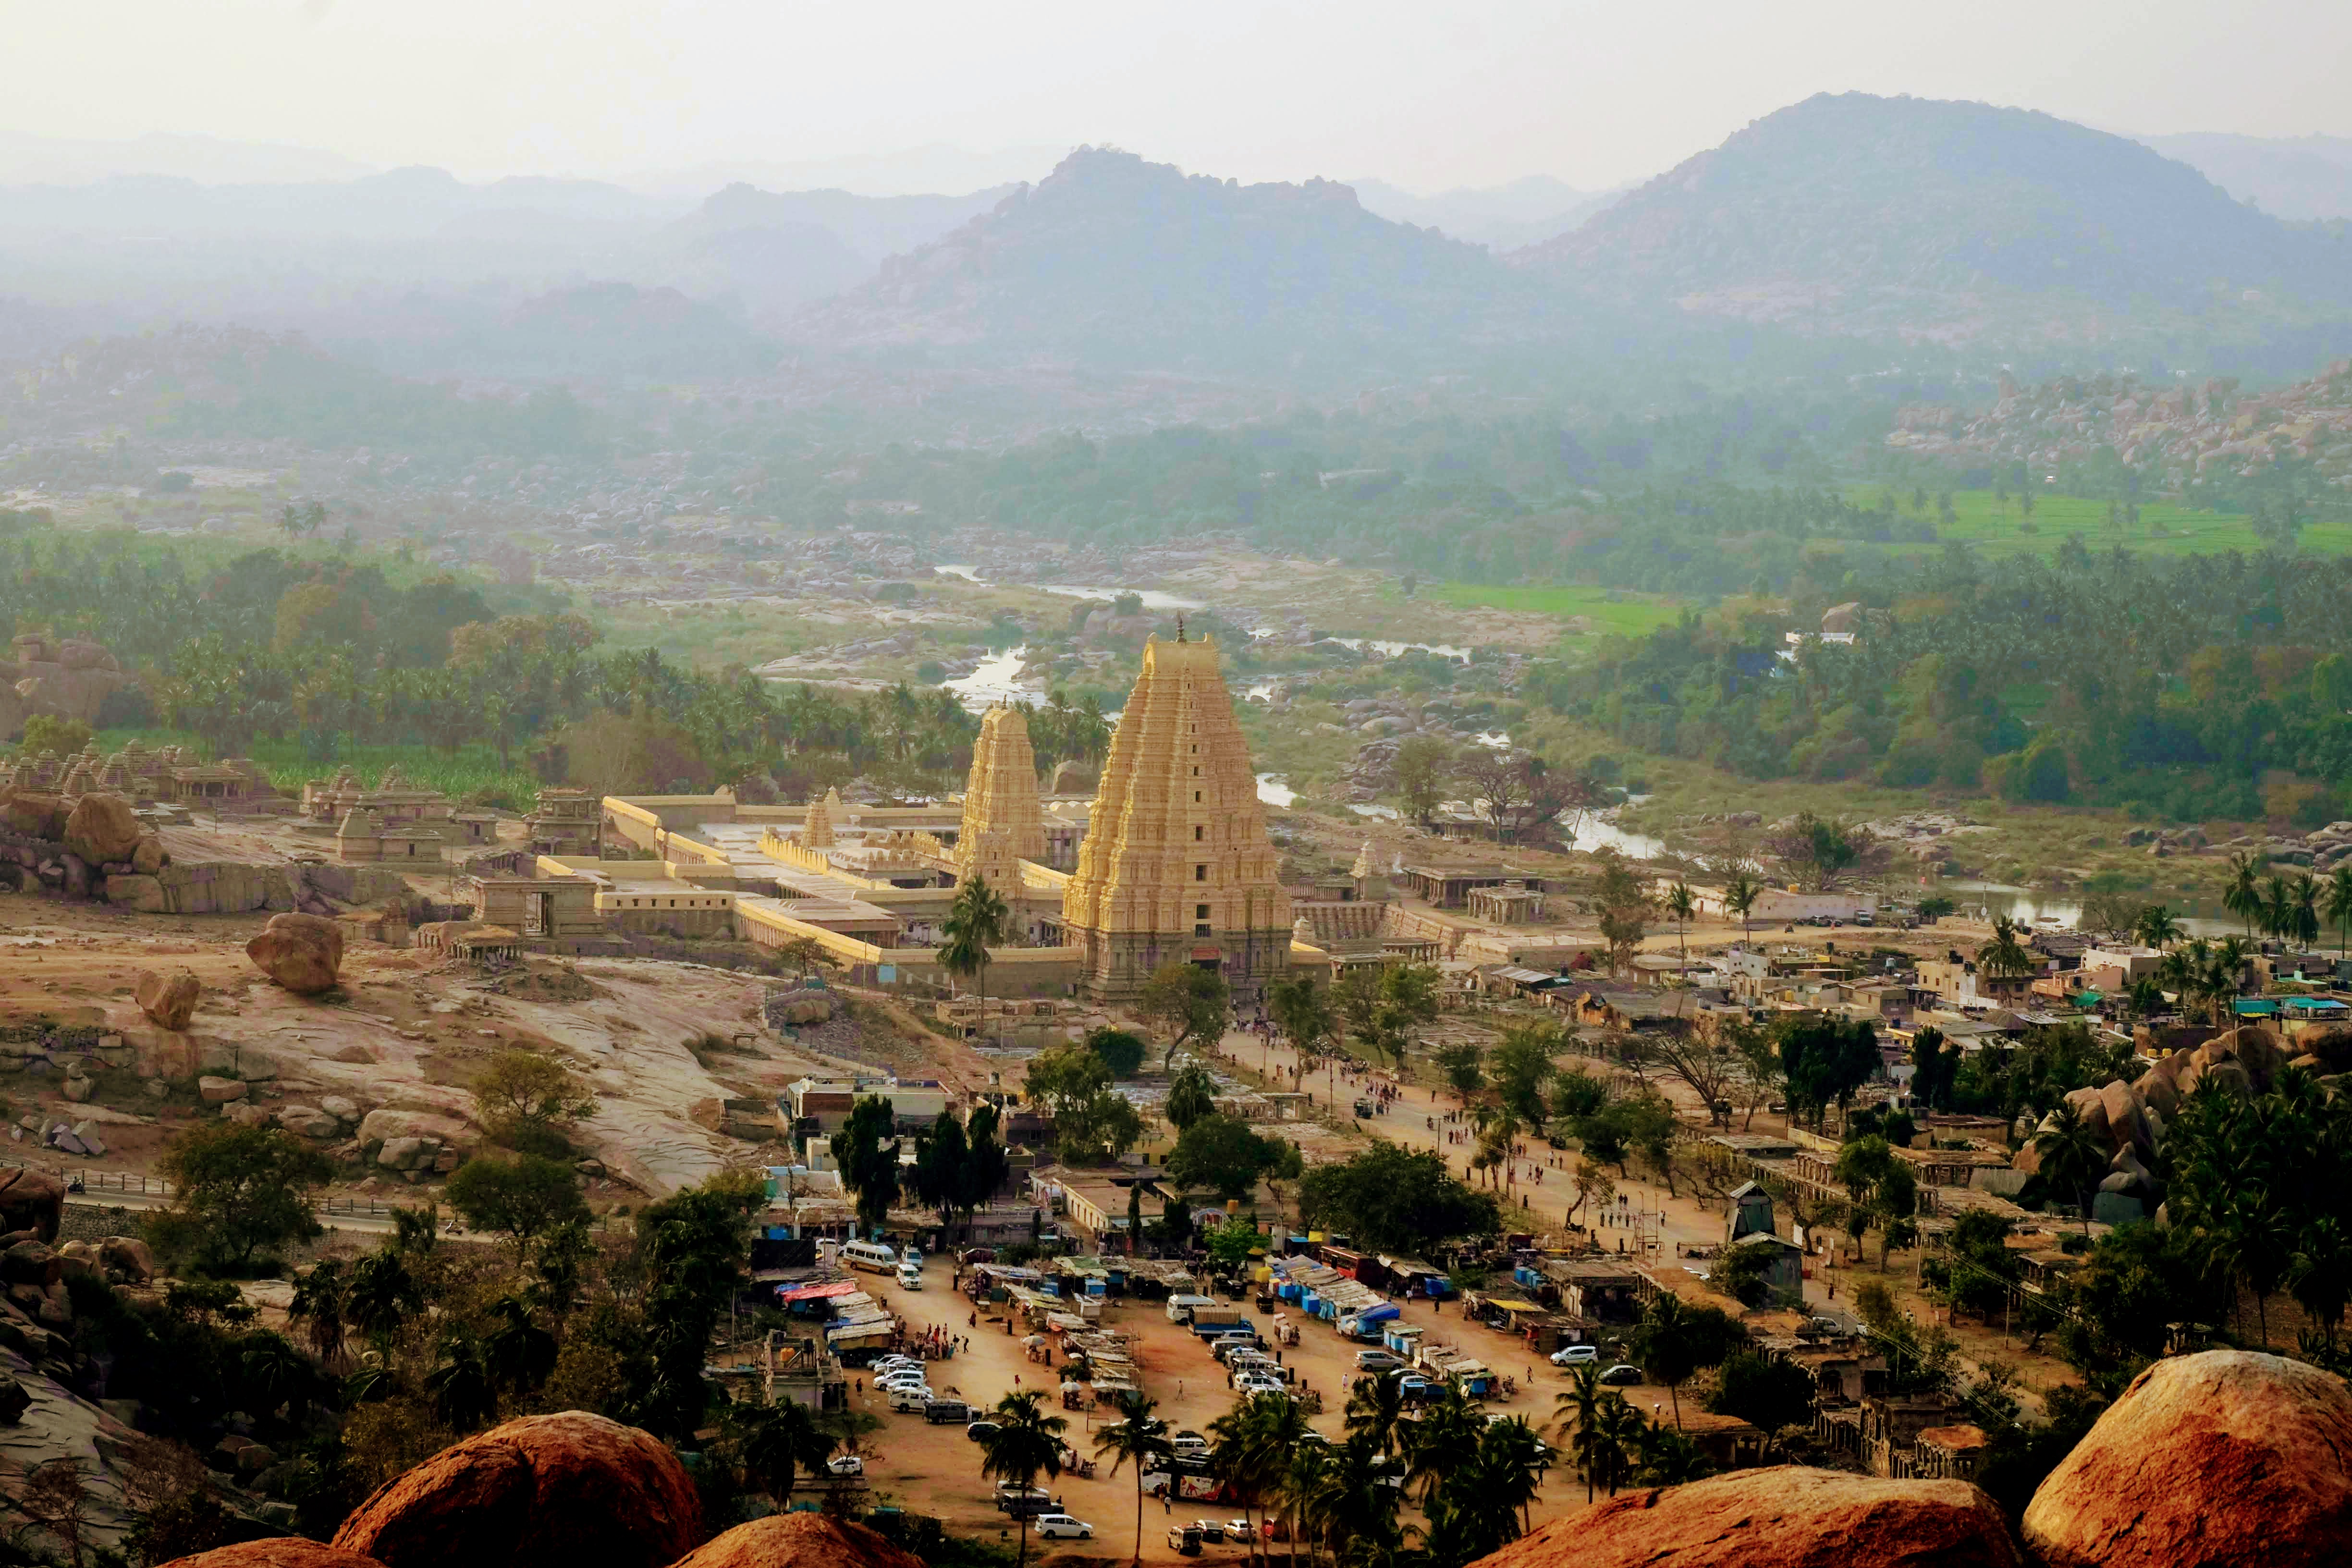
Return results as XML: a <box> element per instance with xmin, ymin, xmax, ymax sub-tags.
<box><xmin>7</xmin><ymin>0</ymin><xmax>2349</xmax><ymax>193</ymax></box>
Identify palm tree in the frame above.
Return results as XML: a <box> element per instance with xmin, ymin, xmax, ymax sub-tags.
<box><xmin>344</xmin><ymin>1247</ymin><xmax>421</xmax><ymax>1360</ymax></box>
<box><xmin>2325</xmin><ymin>868</ymin><xmax>2352</xmax><ymax>960</ymax></box>
<box><xmin>1977</xmin><ymin>915</ymin><xmax>2036</xmax><ymax>981</ymax></box>
<box><xmin>2213</xmin><ymin>1187</ymin><xmax>2296</xmax><ymax>1349</ymax></box>
<box><xmin>1274</xmin><ymin>1437</ymin><xmax>1335</xmax><ymax>1568</ymax></box>
<box><xmin>2260</xmin><ymin>875</ymin><xmax>2293</xmax><ymax>943</ymax></box>
<box><xmin>1551</xmin><ymin>1364</ymin><xmax>1611</xmax><ymax>1503</ymax></box>
<box><xmin>1629</xmin><ymin>1416</ymin><xmax>1714</xmax><ymax>1485</ymax></box>
<box><xmin>2291</xmin><ymin>872</ymin><xmax>2323</xmax><ymax>950</ymax></box>
<box><xmin>287</xmin><ymin>1260</ymin><xmax>349</xmax><ymax>1372</ymax></box>
<box><xmin>1399</xmin><ymin>1385</ymin><xmax>1481</xmax><ymax>1507</ymax></box>
<box><xmin>2290</xmin><ymin>1213</ymin><xmax>2352</xmax><ymax>1354</ymax></box>
<box><xmin>1590</xmin><ymin>1394</ymin><xmax>1646</xmax><ymax>1496</ymax></box>
<box><xmin>1344</xmin><ymin>1371</ymin><xmax>1405</xmax><ymax>1458</ymax></box>
<box><xmin>735</xmin><ymin>1399</ymin><xmax>831</xmax><ymax>1507</ymax></box>
<box><xmin>1724</xmin><ymin>870</ymin><xmax>1763</xmax><ymax>943</ymax></box>
<box><xmin>2209</xmin><ymin>935</ymin><xmax>2252</xmax><ymax>1023</ymax></box>
<box><xmin>1629</xmin><ymin>1290</ymin><xmax>1703</xmax><ymax>1428</ymax></box>
<box><xmin>1665</xmin><ymin>882</ymin><xmax>1696</xmax><ymax>977</ymax></box>
<box><xmin>1211</xmin><ymin>1392</ymin><xmax>1305</xmax><ymax>1561</ymax></box>
<box><xmin>941</xmin><ymin>872</ymin><xmax>1010</xmax><ymax>1047</ymax></box>
<box><xmin>2224</xmin><ymin>851</ymin><xmax>2264</xmax><ymax>937</ymax></box>
<box><xmin>1093</xmin><ymin>1390</ymin><xmax>1174</xmax><ymax>1567</ymax></box>
<box><xmin>425</xmin><ymin>1329</ymin><xmax>499</xmax><ymax>1431</ymax></box>
<box><xmin>1473</xmin><ymin>1416</ymin><xmax>1549</xmax><ymax>1536</ymax></box>
<box><xmin>980</xmin><ymin>1390</ymin><xmax>1067</xmax><ymax>1568</ymax></box>
<box><xmin>2033</xmin><ymin>1100</ymin><xmax>2109</xmax><ymax>1236</ymax></box>
<box><xmin>482</xmin><ymin>1295</ymin><xmax>556</xmax><ymax>1399</ymax></box>
<box><xmin>2133</xmin><ymin>904</ymin><xmax>2183</xmax><ymax>950</ymax></box>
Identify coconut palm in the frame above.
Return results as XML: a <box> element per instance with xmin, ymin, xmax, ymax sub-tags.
<box><xmin>1209</xmin><ymin>1393</ymin><xmax>1297</xmax><ymax>1562</ymax></box>
<box><xmin>733</xmin><ymin>1397</ymin><xmax>831</xmax><ymax>1506</ymax></box>
<box><xmin>1977</xmin><ymin>915</ymin><xmax>2035</xmax><ymax>980</ymax></box>
<box><xmin>2033</xmin><ymin>1100</ymin><xmax>2110</xmax><ymax>1236</ymax></box>
<box><xmin>425</xmin><ymin>1329</ymin><xmax>499</xmax><ymax>1431</ymax></box>
<box><xmin>344</xmin><ymin>1247</ymin><xmax>421</xmax><ymax>1360</ymax></box>
<box><xmin>1589</xmin><ymin>1393</ymin><xmax>1646</xmax><ymax>1496</ymax></box>
<box><xmin>1664</xmin><ymin>882</ymin><xmax>1696</xmax><ymax>976</ymax></box>
<box><xmin>2133</xmin><ymin>904</ymin><xmax>2183</xmax><ymax>950</ymax></box>
<box><xmin>287</xmin><ymin>1259</ymin><xmax>349</xmax><ymax>1371</ymax></box>
<box><xmin>1551</xmin><ymin>1363</ymin><xmax>1612</xmax><ymax>1503</ymax></box>
<box><xmin>2223</xmin><ymin>851</ymin><xmax>2264</xmax><ymax>937</ymax></box>
<box><xmin>1724</xmin><ymin>870</ymin><xmax>1763</xmax><ymax>942</ymax></box>
<box><xmin>1094</xmin><ymin>1390</ymin><xmax>1174</xmax><ymax>1567</ymax></box>
<box><xmin>1343</xmin><ymin>1368</ymin><xmax>1405</xmax><ymax>1458</ymax></box>
<box><xmin>481</xmin><ymin>1295</ymin><xmax>556</xmax><ymax>1398</ymax></box>
<box><xmin>980</xmin><ymin>1390</ymin><xmax>1067</xmax><ymax>1568</ymax></box>
<box><xmin>2325</xmin><ymin>868</ymin><xmax>2352</xmax><ymax>960</ymax></box>
<box><xmin>1399</xmin><ymin>1384</ymin><xmax>1482</xmax><ymax>1506</ymax></box>
<box><xmin>2290</xmin><ymin>1214</ymin><xmax>2352</xmax><ymax>1354</ymax></box>
<box><xmin>940</xmin><ymin>872</ymin><xmax>1010</xmax><ymax>1046</ymax></box>
<box><xmin>2291</xmin><ymin>872</ymin><xmax>2324</xmax><ymax>950</ymax></box>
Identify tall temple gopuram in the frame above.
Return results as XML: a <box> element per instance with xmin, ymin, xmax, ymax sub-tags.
<box><xmin>1061</xmin><ymin>631</ymin><xmax>1291</xmax><ymax>1002</ymax></box>
<box><xmin>956</xmin><ymin>705</ymin><xmax>1048</xmax><ymax>894</ymax></box>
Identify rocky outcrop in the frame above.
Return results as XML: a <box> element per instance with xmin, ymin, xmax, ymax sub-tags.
<box><xmin>0</xmin><ymin>792</ymin><xmax>67</xmax><ymax>841</ymax></box>
<box><xmin>159</xmin><ymin>1542</ymin><xmax>389</xmax><ymax>1568</ymax></box>
<box><xmin>665</xmin><ymin>1516</ymin><xmax>922</xmax><ymax>1568</ymax></box>
<box><xmin>331</xmin><ymin>1411</ymin><xmax>702</xmax><ymax>1568</ymax></box>
<box><xmin>62</xmin><ymin>793</ymin><xmax>141</xmax><ymax>866</ymax></box>
<box><xmin>2022</xmin><ymin>1350</ymin><xmax>2352</xmax><ymax>1567</ymax></box>
<box><xmin>1466</xmin><ymin>1466</ymin><xmax>2019</xmax><ymax>1568</ymax></box>
<box><xmin>246</xmin><ymin>912</ymin><xmax>345</xmax><ymax>995</ymax></box>
<box><xmin>0</xmin><ymin>1170</ymin><xmax>64</xmax><ymax>1242</ymax></box>
<box><xmin>0</xmin><ymin>636</ymin><xmax>129</xmax><ymax>732</ymax></box>
<box><xmin>135</xmin><ymin>969</ymin><xmax>202</xmax><ymax>1031</ymax></box>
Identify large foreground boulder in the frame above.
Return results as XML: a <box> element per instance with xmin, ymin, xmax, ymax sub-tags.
<box><xmin>2023</xmin><ymin>1349</ymin><xmax>2352</xmax><ymax>1567</ymax></box>
<box><xmin>331</xmin><ymin>1411</ymin><xmax>702</xmax><ymax>1568</ymax></box>
<box><xmin>665</xmin><ymin>1516</ymin><xmax>923</xmax><ymax>1568</ymax></box>
<box><xmin>1467</xmin><ymin>1467</ymin><xmax>2019</xmax><ymax>1568</ymax></box>
<box><xmin>0</xmin><ymin>791</ymin><xmax>66</xmax><ymax>842</ymax></box>
<box><xmin>63</xmin><ymin>792</ymin><xmax>141</xmax><ymax>865</ymax></box>
<box><xmin>0</xmin><ymin>1168</ymin><xmax>65</xmax><ymax>1241</ymax></box>
<box><xmin>246</xmin><ymin>912</ymin><xmax>345</xmax><ymax>995</ymax></box>
<box><xmin>135</xmin><ymin>968</ymin><xmax>202</xmax><ymax>1031</ymax></box>
<box><xmin>160</xmin><ymin>1542</ymin><xmax>389</xmax><ymax>1568</ymax></box>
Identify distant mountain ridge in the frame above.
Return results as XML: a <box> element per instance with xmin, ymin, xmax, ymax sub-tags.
<box><xmin>1347</xmin><ymin>174</ymin><xmax>1617</xmax><ymax>250</ymax></box>
<box><xmin>791</xmin><ymin>147</ymin><xmax>1568</xmax><ymax>364</ymax></box>
<box><xmin>1520</xmin><ymin>93</ymin><xmax>2352</xmax><ymax>344</ymax></box>
<box><xmin>2142</xmin><ymin>133</ymin><xmax>2352</xmax><ymax>221</ymax></box>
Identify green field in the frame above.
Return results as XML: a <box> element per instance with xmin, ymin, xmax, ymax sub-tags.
<box><xmin>97</xmin><ymin>729</ymin><xmax>540</xmax><ymax>809</ymax></box>
<box><xmin>1423</xmin><ymin>582</ymin><xmax>1688</xmax><ymax>637</ymax></box>
<box><xmin>1840</xmin><ymin>486</ymin><xmax>2316</xmax><ymax>561</ymax></box>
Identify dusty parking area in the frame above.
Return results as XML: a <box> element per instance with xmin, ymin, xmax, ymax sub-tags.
<box><xmin>849</xmin><ymin>1260</ymin><xmax>1633</xmax><ymax>1558</ymax></box>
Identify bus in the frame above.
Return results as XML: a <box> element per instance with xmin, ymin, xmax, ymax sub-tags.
<box><xmin>839</xmin><ymin>1240</ymin><xmax>898</xmax><ymax>1274</ymax></box>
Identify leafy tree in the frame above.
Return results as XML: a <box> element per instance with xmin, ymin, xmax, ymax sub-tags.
<box><xmin>153</xmin><ymin>1123</ymin><xmax>333</xmax><ymax>1273</ymax></box>
<box><xmin>1084</xmin><ymin>1026</ymin><xmax>1149</xmax><ymax>1078</ymax></box>
<box><xmin>1627</xmin><ymin>1293</ymin><xmax>1743</xmax><ymax>1427</ymax></box>
<box><xmin>909</xmin><ymin>1110</ymin><xmax>970</xmax><ymax>1228</ymax></box>
<box><xmin>1265</xmin><ymin>973</ymin><xmax>1336</xmax><ymax>1062</ymax></box>
<box><xmin>1138</xmin><ymin>961</ymin><xmax>1230</xmax><ymax>1066</ymax></box>
<box><xmin>1165</xmin><ymin>1114</ymin><xmax>1300</xmax><ymax>1200</ymax></box>
<box><xmin>1332</xmin><ymin>961</ymin><xmax>1442</xmax><ymax>1071</ymax></box>
<box><xmin>1203</xmin><ymin>1214</ymin><xmax>1262</xmax><ymax>1267</ymax></box>
<box><xmin>1592</xmin><ymin>848</ymin><xmax>1651</xmax><ymax>973</ymax></box>
<box><xmin>634</xmin><ymin>1171</ymin><xmax>761</xmax><ymax>1438</ymax></box>
<box><xmin>731</xmin><ymin>1397</ymin><xmax>833</xmax><ymax>1506</ymax></box>
<box><xmin>1777</xmin><ymin>1017</ymin><xmax>1883</xmax><ymax>1132</ymax></box>
<box><xmin>1487</xmin><ymin>1019</ymin><xmax>1563</xmax><ymax>1123</ymax></box>
<box><xmin>1433</xmin><ymin>1041</ymin><xmax>1487</xmax><ymax>1098</ymax></box>
<box><xmin>1393</xmin><ymin>735</ymin><xmax>1454</xmax><ymax>827</ymax></box>
<box><xmin>470</xmin><ymin>1051</ymin><xmax>596</xmax><ymax>1149</ymax></box>
<box><xmin>1297</xmin><ymin>1144</ymin><xmax>1500</xmax><ymax>1254</ymax></box>
<box><xmin>1027</xmin><ymin>1042</ymin><xmax>1145</xmax><ymax>1163</ymax></box>
<box><xmin>837</xmin><ymin>1095</ymin><xmax>902</xmax><ymax>1228</ymax></box>
<box><xmin>445</xmin><ymin>1153</ymin><xmax>589</xmax><ymax>1262</ymax></box>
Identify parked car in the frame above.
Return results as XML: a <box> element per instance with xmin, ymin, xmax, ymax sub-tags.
<box><xmin>1211</xmin><ymin>1336</ymin><xmax>1266</xmax><ymax>1364</ymax></box>
<box><xmin>872</xmin><ymin>1357</ymin><xmax>922</xmax><ymax>1374</ymax></box>
<box><xmin>1193</xmin><ymin>1520</ymin><xmax>1227</xmax><ymax>1543</ymax></box>
<box><xmin>1167</xmin><ymin>1524</ymin><xmax>1203</xmax><ymax>1555</ymax></box>
<box><xmin>1035</xmin><ymin>1515</ymin><xmax>1093</xmax><ymax>1541</ymax></box>
<box><xmin>886</xmin><ymin>1386</ymin><xmax>933</xmax><ymax>1412</ymax></box>
<box><xmin>967</xmin><ymin>1419</ymin><xmax>1002</xmax><ymax>1443</ymax></box>
<box><xmin>1355</xmin><ymin>1349</ymin><xmax>1404</xmax><ymax>1372</ymax></box>
<box><xmin>1225</xmin><ymin>1519</ymin><xmax>1254</xmax><ymax>1541</ymax></box>
<box><xmin>1550</xmin><ymin>1345</ymin><xmax>1599</xmax><ymax>1366</ymax></box>
<box><xmin>1599</xmin><ymin>1364</ymin><xmax>1643</xmax><ymax>1386</ymax></box>
<box><xmin>995</xmin><ymin>1483</ymin><xmax>1054</xmax><ymax>1516</ymax></box>
<box><xmin>826</xmin><ymin>1455</ymin><xmax>865</xmax><ymax>1477</ymax></box>
<box><xmin>1170</xmin><ymin>1430</ymin><xmax>1210</xmax><ymax>1458</ymax></box>
<box><xmin>1234</xmin><ymin>1373</ymin><xmax>1287</xmax><ymax>1396</ymax></box>
<box><xmin>924</xmin><ymin>1399</ymin><xmax>971</xmax><ymax>1424</ymax></box>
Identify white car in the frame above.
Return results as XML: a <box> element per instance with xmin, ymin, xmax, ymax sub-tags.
<box><xmin>872</xmin><ymin>1357</ymin><xmax>923</xmax><ymax>1374</ymax></box>
<box><xmin>1035</xmin><ymin>1514</ymin><xmax>1094</xmax><ymax>1541</ymax></box>
<box><xmin>1234</xmin><ymin>1374</ymin><xmax>1287</xmax><ymax>1397</ymax></box>
<box><xmin>886</xmin><ymin>1386</ymin><xmax>934</xmax><ymax>1412</ymax></box>
<box><xmin>826</xmin><ymin>1454</ymin><xmax>865</xmax><ymax>1477</ymax></box>
<box><xmin>1550</xmin><ymin>1345</ymin><xmax>1600</xmax><ymax>1366</ymax></box>
<box><xmin>876</xmin><ymin>1371</ymin><xmax>930</xmax><ymax>1389</ymax></box>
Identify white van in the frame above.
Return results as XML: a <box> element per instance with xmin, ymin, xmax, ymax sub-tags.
<box><xmin>1165</xmin><ymin>1293</ymin><xmax>1216</xmax><ymax>1323</ymax></box>
<box><xmin>841</xmin><ymin>1240</ymin><xmax>898</xmax><ymax>1274</ymax></box>
<box><xmin>896</xmin><ymin>1260</ymin><xmax>923</xmax><ymax>1290</ymax></box>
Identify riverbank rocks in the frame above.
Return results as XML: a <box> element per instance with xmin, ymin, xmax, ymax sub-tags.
<box><xmin>2022</xmin><ymin>1350</ymin><xmax>2352</xmax><ymax>1567</ymax></box>
<box><xmin>62</xmin><ymin>793</ymin><xmax>141</xmax><ymax>866</ymax></box>
<box><xmin>331</xmin><ymin>1411</ymin><xmax>702</xmax><ymax>1568</ymax></box>
<box><xmin>1466</xmin><ymin>1467</ymin><xmax>2020</xmax><ymax>1568</ymax></box>
<box><xmin>159</xmin><ymin>1542</ymin><xmax>390</xmax><ymax>1568</ymax></box>
<box><xmin>135</xmin><ymin>969</ymin><xmax>202</xmax><ymax>1031</ymax></box>
<box><xmin>246</xmin><ymin>912</ymin><xmax>344</xmax><ymax>995</ymax></box>
<box><xmin>665</xmin><ymin>1516</ymin><xmax>923</xmax><ymax>1568</ymax></box>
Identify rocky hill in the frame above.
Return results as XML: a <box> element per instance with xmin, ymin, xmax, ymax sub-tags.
<box><xmin>790</xmin><ymin>147</ymin><xmax>1568</xmax><ymax>367</ymax></box>
<box><xmin>1888</xmin><ymin>360</ymin><xmax>2352</xmax><ymax>487</ymax></box>
<box><xmin>1519</xmin><ymin>93</ymin><xmax>2352</xmax><ymax>346</ymax></box>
